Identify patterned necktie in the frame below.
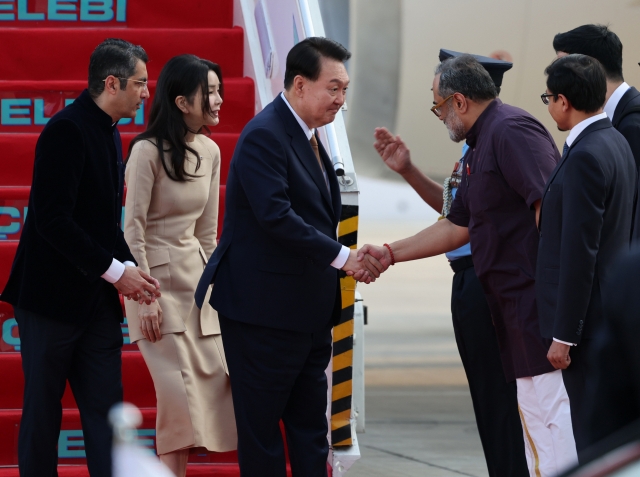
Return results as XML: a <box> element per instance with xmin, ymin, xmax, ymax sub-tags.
<box><xmin>310</xmin><ymin>135</ymin><xmax>329</xmax><ymax>190</ymax></box>
<box><xmin>562</xmin><ymin>142</ymin><xmax>569</xmax><ymax>156</ymax></box>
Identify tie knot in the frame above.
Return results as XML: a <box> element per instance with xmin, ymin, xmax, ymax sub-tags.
<box><xmin>310</xmin><ymin>135</ymin><xmax>318</xmax><ymax>147</ymax></box>
<box><xmin>562</xmin><ymin>142</ymin><xmax>569</xmax><ymax>155</ymax></box>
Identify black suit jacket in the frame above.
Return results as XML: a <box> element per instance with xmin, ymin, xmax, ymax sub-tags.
<box><xmin>1</xmin><ymin>90</ymin><xmax>135</xmax><ymax>323</ymax></box>
<box><xmin>583</xmin><ymin>249</ymin><xmax>640</xmax><ymax>446</ymax></box>
<box><xmin>195</xmin><ymin>95</ymin><xmax>343</xmax><ymax>333</ymax></box>
<box><xmin>537</xmin><ymin>118</ymin><xmax>636</xmax><ymax>343</ymax></box>
<box><xmin>612</xmin><ymin>86</ymin><xmax>640</xmax><ymax>172</ymax></box>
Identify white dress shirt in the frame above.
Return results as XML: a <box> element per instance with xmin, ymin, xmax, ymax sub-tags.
<box><xmin>565</xmin><ymin>112</ymin><xmax>608</xmax><ymax>148</ymax></box>
<box><xmin>604</xmin><ymin>82</ymin><xmax>630</xmax><ymax>123</ymax></box>
<box><xmin>553</xmin><ymin>111</ymin><xmax>608</xmax><ymax>347</ymax></box>
<box><xmin>102</xmin><ymin>258</ymin><xmax>136</xmax><ymax>283</ymax></box>
<box><xmin>280</xmin><ymin>92</ymin><xmax>349</xmax><ymax>269</ymax></box>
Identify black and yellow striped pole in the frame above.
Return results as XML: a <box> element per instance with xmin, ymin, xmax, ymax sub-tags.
<box><xmin>331</xmin><ymin>204</ymin><xmax>359</xmax><ymax>446</ymax></box>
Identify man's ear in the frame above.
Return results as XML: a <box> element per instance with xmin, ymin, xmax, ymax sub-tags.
<box><xmin>558</xmin><ymin>94</ymin><xmax>571</xmax><ymax>113</ymax></box>
<box><xmin>453</xmin><ymin>92</ymin><xmax>468</xmax><ymax>114</ymax></box>
<box><xmin>175</xmin><ymin>95</ymin><xmax>189</xmax><ymax>114</ymax></box>
<box><xmin>292</xmin><ymin>75</ymin><xmax>306</xmax><ymax>98</ymax></box>
<box><xmin>103</xmin><ymin>76</ymin><xmax>119</xmax><ymax>96</ymax></box>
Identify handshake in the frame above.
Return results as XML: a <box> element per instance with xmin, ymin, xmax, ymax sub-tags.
<box><xmin>341</xmin><ymin>245</ymin><xmax>395</xmax><ymax>283</ymax></box>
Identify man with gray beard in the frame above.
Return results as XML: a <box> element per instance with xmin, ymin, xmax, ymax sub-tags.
<box><xmin>361</xmin><ymin>55</ymin><xmax>577</xmax><ymax>476</ymax></box>
<box><xmin>374</xmin><ymin>50</ymin><xmax>527</xmax><ymax>477</ymax></box>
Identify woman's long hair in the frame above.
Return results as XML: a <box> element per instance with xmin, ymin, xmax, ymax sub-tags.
<box><xmin>128</xmin><ymin>54</ymin><xmax>223</xmax><ymax>182</ymax></box>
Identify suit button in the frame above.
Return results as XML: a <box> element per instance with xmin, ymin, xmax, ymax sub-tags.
<box><xmin>579</xmin><ymin>320</ymin><xmax>584</xmax><ymax>324</ymax></box>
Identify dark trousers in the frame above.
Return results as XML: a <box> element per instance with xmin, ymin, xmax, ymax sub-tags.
<box><xmin>219</xmin><ymin>315</ymin><xmax>332</xmax><ymax>477</ymax></box>
<box><xmin>15</xmin><ymin>306</ymin><xmax>123</xmax><ymax>477</ymax></box>
<box><xmin>562</xmin><ymin>338</ymin><xmax>592</xmax><ymax>456</ymax></box>
<box><xmin>450</xmin><ymin>261</ymin><xmax>529</xmax><ymax>477</ymax></box>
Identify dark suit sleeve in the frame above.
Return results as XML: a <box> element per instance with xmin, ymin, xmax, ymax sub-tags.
<box><xmin>617</xmin><ymin>117</ymin><xmax>640</xmax><ymax>172</ymax></box>
<box><xmin>553</xmin><ymin>151</ymin><xmax>606</xmax><ymax>343</ymax></box>
<box><xmin>234</xmin><ymin>127</ymin><xmax>342</xmax><ymax>267</ymax></box>
<box><xmin>31</xmin><ymin>119</ymin><xmax>114</xmax><ymax>280</ymax></box>
<box><xmin>114</xmin><ymin>230</ymin><xmax>136</xmax><ymax>265</ymax></box>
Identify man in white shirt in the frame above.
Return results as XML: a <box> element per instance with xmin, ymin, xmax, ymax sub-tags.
<box><xmin>554</xmin><ymin>24</ymin><xmax>640</xmax><ymax>174</ymax></box>
<box><xmin>538</xmin><ymin>54</ymin><xmax>636</xmax><ymax>456</ymax></box>
<box><xmin>195</xmin><ymin>37</ymin><xmax>377</xmax><ymax>477</ymax></box>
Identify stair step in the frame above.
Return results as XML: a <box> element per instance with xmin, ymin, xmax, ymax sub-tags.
<box><xmin>0</xmin><ymin>131</ymin><xmax>238</xmax><ymax>186</ymax></box>
<box><xmin>0</xmin><ymin>408</ymin><xmax>239</xmax><ymax>465</ymax></box>
<box><xmin>0</xmin><ymin>242</ymin><xmax>17</xmax><ymax>291</ymax></box>
<box><xmin>0</xmin><ymin>28</ymin><xmax>245</xmax><ymax>82</ymax></box>
<box><xmin>0</xmin><ymin>351</ymin><xmax>156</xmax><ymax>409</ymax></box>
<box><xmin>0</xmin><ymin>463</ymin><xmax>243</xmax><ymax>477</ymax></box>
<box><xmin>0</xmin><ymin>181</ymin><xmax>226</xmax><ymax>245</ymax></box>
<box><xmin>0</xmin><ymin>0</ymin><xmax>233</xmax><ymax>29</ymax></box>
<box><xmin>0</xmin><ymin>77</ymin><xmax>255</xmax><ymax>134</ymax></box>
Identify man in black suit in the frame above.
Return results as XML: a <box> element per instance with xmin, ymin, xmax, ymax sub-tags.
<box><xmin>537</xmin><ymin>54</ymin><xmax>636</xmax><ymax>454</ymax></box>
<box><xmin>553</xmin><ymin>25</ymin><xmax>640</xmax><ymax>173</ymax></box>
<box><xmin>553</xmin><ymin>25</ymin><xmax>640</xmax><ymax>242</ymax></box>
<box><xmin>195</xmin><ymin>38</ymin><xmax>377</xmax><ymax>477</ymax></box>
<box><xmin>0</xmin><ymin>39</ymin><xmax>161</xmax><ymax>477</ymax></box>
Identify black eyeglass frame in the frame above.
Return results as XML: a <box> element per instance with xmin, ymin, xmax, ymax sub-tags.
<box><xmin>540</xmin><ymin>93</ymin><xmax>557</xmax><ymax>105</ymax></box>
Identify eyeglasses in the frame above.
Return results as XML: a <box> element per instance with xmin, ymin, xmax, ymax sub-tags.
<box><xmin>430</xmin><ymin>94</ymin><xmax>455</xmax><ymax>117</ymax></box>
<box><xmin>103</xmin><ymin>76</ymin><xmax>149</xmax><ymax>90</ymax></box>
<box><xmin>540</xmin><ymin>93</ymin><xmax>556</xmax><ymax>105</ymax></box>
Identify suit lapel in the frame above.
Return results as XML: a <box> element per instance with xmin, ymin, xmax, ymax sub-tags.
<box><xmin>542</xmin><ymin>118</ymin><xmax>612</xmax><ymax>205</ymax></box>
<box><xmin>274</xmin><ymin>96</ymin><xmax>333</xmax><ymax>209</ymax></box>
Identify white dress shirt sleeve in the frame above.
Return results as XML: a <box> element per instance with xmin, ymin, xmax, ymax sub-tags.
<box><xmin>553</xmin><ymin>337</ymin><xmax>577</xmax><ymax>347</ymax></box>
<box><xmin>331</xmin><ymin>245</ymin><xmax>350</xmax><ymax>269</ymax></box>
<box><xmin>101</xmin><ymin>259</ymin><xmax>135</xmax><ymax>284</ymax></box>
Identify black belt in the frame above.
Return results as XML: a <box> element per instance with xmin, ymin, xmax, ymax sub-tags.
<box><xmin>449</xmin><ymin>255</ymin><xmax>474</xmax><ymax>273</ymax></box>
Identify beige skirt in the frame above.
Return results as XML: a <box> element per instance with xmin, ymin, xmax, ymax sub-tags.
<box><xmin>137</xmin><ymin>303</ymin><xmax>237</xmax><ymax>455</ymax></box>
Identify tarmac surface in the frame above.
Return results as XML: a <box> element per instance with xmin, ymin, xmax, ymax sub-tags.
<box><xmin>347</xmin><ymin>219</ymin><xmax>489</xmax><ymax>477</ymax></box>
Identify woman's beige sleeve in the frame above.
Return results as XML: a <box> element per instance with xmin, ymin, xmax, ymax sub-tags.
<box><xmin>194</xmin><ymin>138</ymin><xmax>221</xmax><ymax>259</ymax></box>
<box><xmin>124</xmin><ymin>140</ymin><xmax>158</xmax><ymax>274</ymax></box>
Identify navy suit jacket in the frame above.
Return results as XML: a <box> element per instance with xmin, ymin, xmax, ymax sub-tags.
<box><xmin>195</xmin><ymin>95</ymin><xmax>343</xmax><ymax>333</ymax></box>
<box><xmin>536</xmin><ymin>118</ymin><xmax>636</xmax><ymax>344</ymax></box>
<box><xmin>613</xmin><ymin>86</ymin><xmax>640</xmax><ymax>172</ymax></box>
<box><xmin>1</xmin><ymin>90</ymin><xmax>135</xmax><ymax>323</ymax></box>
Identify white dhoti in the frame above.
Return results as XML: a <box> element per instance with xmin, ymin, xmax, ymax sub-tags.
<box><xmin>517</xmin><ymin>369</ymin><xmax>578</xmax><ymax>476</ymax></box>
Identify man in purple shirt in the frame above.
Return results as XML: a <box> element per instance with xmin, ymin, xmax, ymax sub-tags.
<box><xmin>359</xmin><ymin>54</ymin><xmax>577</xmax><ymax>475</ymax></box>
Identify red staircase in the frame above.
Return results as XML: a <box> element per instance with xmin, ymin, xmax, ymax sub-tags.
<box><xmin>0</xmin><ymin>1</ymin><xmax>255</xmax><ymax>475</ymax></box>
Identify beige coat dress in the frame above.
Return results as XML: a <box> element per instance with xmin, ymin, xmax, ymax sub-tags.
<box><xmin>124</xmin><ymin>136</ymin><xmax>236</xmax><ymax>455</ymax></box>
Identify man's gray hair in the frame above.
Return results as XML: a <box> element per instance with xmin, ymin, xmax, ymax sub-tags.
<box><xmin>435</xmin><ymin>54</ymin><xmax>497</xmax><ymax>101</ymax></box>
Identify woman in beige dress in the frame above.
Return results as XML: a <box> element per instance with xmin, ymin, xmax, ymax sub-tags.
<box><xmin>123</xmin><ymin>54</ymin><xmax>236</xmax><ymax>477</ymax></box>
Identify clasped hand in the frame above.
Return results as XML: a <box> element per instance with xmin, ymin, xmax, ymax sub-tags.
<box><xmin>342</xmin><ymin>245</ymin><xmax>394</xmax><ymax>283</ymax></box>
<box><xmin>114</xmin><ymin>266</ymin><xmax>161</xmax><ymax>305</ymax></box>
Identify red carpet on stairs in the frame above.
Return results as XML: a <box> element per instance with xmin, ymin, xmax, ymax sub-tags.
<box><xmin>0</xmin><ymin>0</ymin><xmax>257</xmax><ymax>473</ymax></box>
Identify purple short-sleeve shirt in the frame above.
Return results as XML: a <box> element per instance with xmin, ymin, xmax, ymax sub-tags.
<box><xmin>447</xmin><ymin>99</ymin><xmax>560</xmax><ymax>381</ymax></box>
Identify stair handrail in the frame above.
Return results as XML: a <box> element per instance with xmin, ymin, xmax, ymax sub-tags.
<box><xmin>297</xmin><ymin>0</ymin><xmax>345</xmax><ymax>177</ymax></box>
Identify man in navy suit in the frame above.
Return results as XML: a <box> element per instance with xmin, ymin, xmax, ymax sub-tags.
<box><xmin>195</xmin><ymin>38</ymin><xmax>377</xmax><ymax>477</ymax></box>
<box><xmin>552</xmin><ymin>25</ymin><xmax>640</xmax><ymax>242</ymax></box>
<box><xmin>538</xmin><ymin>54</ymin><xmax>636</xmax><ymax>455</ymax></box>
<box><xmin>553</xmin><ymin>25</ymin><xmax>640</xmax><ymax>174</ymax></box>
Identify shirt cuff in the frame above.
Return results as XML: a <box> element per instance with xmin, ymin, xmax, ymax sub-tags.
<box><xmin>331</xmin><ymin>245</ymin><xmax>350</xmax><ymax>269</ymax></box>
<box><xmin>101</xmin><ymin>258</ymin><xmax>126</xmax><ymax>284</ymax></box>
<box><xmin>553</xmin><ymin>337</ymin><xmax>577</xmax><ymax>346</ymax></box>
<box><xmin>123</xmin><ymin>261</ymin><xmax>136</xmax><ymax>267</ymax></box>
